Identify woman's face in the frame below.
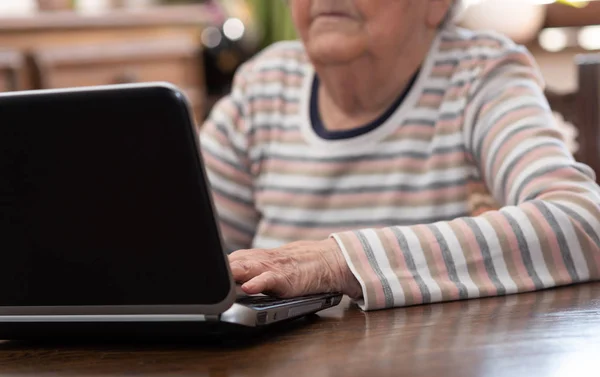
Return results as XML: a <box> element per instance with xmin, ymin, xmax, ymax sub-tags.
<box><xmin>291</xmin><ymin>0</ymin><xmax>450</xmax><ymax>65</ymax></box>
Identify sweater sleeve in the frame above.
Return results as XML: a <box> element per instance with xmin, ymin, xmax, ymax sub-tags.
<box><xmin>332</xmin><ymin>48</ymin><xmax>600</xmax><ymax>310</ymax></box>
<box><xmin>199</xmin><ymin>64</ymin><xmax>260</xmax><ymax>253</ymax></box>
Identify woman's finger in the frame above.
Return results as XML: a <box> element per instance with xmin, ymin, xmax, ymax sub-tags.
<box><xmin>241</xmin><ymin>271</ymin><xmax>288</xmax><ymax>296</ymax></box>
<box><xmin>229</xmin><ymin>259</ymin><xmax>266</xmax><ymax>283</ymax></box>
<box><xmin>228</xmin><ymin>248</ymin><xmax>270</xmax><ymax>263</ymax></box>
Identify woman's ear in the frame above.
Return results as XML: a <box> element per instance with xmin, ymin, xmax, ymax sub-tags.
<box><xmin>426</xmin><ymin>0</ymin><xmax>453</xmax><ymax>29</ymax></box>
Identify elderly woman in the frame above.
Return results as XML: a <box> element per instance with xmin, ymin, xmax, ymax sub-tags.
<box><xmin>200</xmin><ymin>0</ymin><xmax>600</xmax><ymax>310</ymax></box>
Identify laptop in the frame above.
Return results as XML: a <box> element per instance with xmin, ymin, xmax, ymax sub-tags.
<box><xmin>0</xmin><ymin>83</ymin><xmax>342</xmax><ymax>339</ymax></box>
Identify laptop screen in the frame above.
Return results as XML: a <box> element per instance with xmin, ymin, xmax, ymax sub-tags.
<box><xmin>0</xmin><ymin>86</ymin><xmax>231</xmax><ymax>307</ymax></box>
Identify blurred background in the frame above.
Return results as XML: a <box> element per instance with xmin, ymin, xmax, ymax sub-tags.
<box><xmin>0</xmin><ymin>0</ymin><xmax>598</xmax><ymax>123</ymax></box>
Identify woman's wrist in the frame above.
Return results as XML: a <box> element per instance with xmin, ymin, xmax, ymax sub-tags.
<box><xmin>321</xmin><ymin>238</ymin><xmax>363</xmax><ymax>299</ymax></box>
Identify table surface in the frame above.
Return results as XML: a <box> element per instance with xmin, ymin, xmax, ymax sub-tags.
<box><xmin>1</xmin><ymin>283</ymin><xmax>600</xmax><ymax>377</ymax></box>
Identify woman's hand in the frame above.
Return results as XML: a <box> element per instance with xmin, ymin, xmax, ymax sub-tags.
<box><xmin>229</xmin><ymin>239</ymin><xmax>363</xmax><ymax>299</ymax></box>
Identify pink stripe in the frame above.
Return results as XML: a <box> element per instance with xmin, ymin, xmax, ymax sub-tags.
<box><xmin>479</xmin><ymin>52</ymin><xmax>534</xmax><ymax>78</ymax></box>
<box><xmin>261</xmin><ymin>223</ymin><xmax>364</xmax><ymax>241</ymax></box>
<box><xmin>445</xmin><ymin>85</ymin><xmax>469</xmax><ymax>99</ymax></box>
<box><xmin>219</xmin><ymin>222</ymin><xmax>253</xmax><ymax>248</ymax></box>
<box><xmin>391</xmin><ymin>125</ymin><xmax>437</xmax><ymax>137</ymax></box>
<box><xmin>518</xmin><ymin>167</ymin><xmax>576</xmax><ymax>202</ymax></box>
<box><xmin>479</xmin><ymin>86</ymin><xmax>532</xmax><ymax>115</ymax></box>
<box><xmin>382</xmin><ymin>228</ymin><xmax>423</xmax><ymax>304</ymax></box>
<box><xmin>436</xmin><ymin>114</ymin><xmax>464</xmax><ymax>128</ymax></box>
<box><xmin>562</xmin><ymin>211</ymin><xmax>600</xmax><ymax>267</ymax></box>
<box><xmin>439</xmin><ymin>40</ymin><xmax>504</xmax><ymax>50</ymax></box>
<box><xmin>252</xmin><ymin>103</ymin><xmax>300</xmax><ymax>114</ymax></box>
<box><xmin>504</xmin><ymin>145</ymin><xmax>560</xmax><ymax>191</ymax></box>
<box><xmin>431</xmin><ymin>65</ymin><xmax>455</xmax><ymax>76</ymax></box>
<box><xmin>487</xmin><ymin>110</ymin><xmax>546</xmax><ymax>176</ymax></box>
<box><xmin>494</xmin><ymin>213</ymin><xmax>537</xmax><ymax>290</ymax></box>
<box><xmin>258</xmin><ymin>184</ymin><xmax>465</xmax><ymax>205</ymax></box>
<box><xmin>210</xmin><ymin>98</ymin><xmax>244</xmax><ymax>129</ymax></box>
<box><xmin>266</xmin><ymin>150</ymin><xmax>467</xmax><ymax>173</ymax></box>
<box><xmin>526</xmin><ymin>205</ymin><xmax>572</xmax><ymax>284</ymax></box>
<box><xmin>213</xmin><ymin>191</ymin><xmax>257</xmax><ymax>218</ymax></box>
<box><xmin>253</xmin><ymin>70</ymin><xmax>304</xmax><ymax>85</ymax></box>
<box><xmin>419</xmin><ymin>93</ymin><xmax>443</xmax><ymax>104</ymax></box>
<box><xmin>261</xmin><ymin>49</ymin><xmax>306</xmax><ymax>60</ymax></box>
<box><xmin>345</xmin><ymin>233</ymin><xmax>386</xmax><ymax>308</ymax></box>
<box><xmin>253</xmin><ymin>128</ymin><xmax>304</xmax><ymax>144</ymax></box>
<box><xmin>454</xmin><ymin>220</ymin><xmax>498</xmax><ymax>296</ymax></box>
<box><xmin>204</xmin><ymin>123</ymin><xmax>231</xmax><ymax>146</ymax></box>
<box><xmin>202</xmin><ymin>153</ymin><xmax>253</xmax><ymax>186</ymax></box>
<box><xmin>413</xmin><ymin>224</ymin><xmax>460</xmax><ymax>300</ymax></box>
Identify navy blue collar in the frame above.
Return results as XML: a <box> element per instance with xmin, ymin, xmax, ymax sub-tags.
<box><xmin>310</xmin><ymin>70</ymin><xmax>419</xmax><ymax>140</ymax></box>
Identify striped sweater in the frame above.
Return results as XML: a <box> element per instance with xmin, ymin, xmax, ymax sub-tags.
<box><xmin>200</xmin><ymin>26</ymin><xmax>600</xmax><ymax>310</ymax></box>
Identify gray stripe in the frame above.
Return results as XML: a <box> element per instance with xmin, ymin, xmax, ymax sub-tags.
<box><xmin>390</xmin><ymin>228</ymin><xmax>432</xmax><ymax>304</ymax></box>
<box><xmin>496</xmin><ymin>142</ymin><xmax>564</xmax><ymax>202</ymax></box>
<box><xmin>249</xmin><ymin>124</ymin><xmax>301</xmax><ymax>133</ymax></box>
<box><xmin>427</xmin><ymin>225</ymin><xmax>470</xmax><ymax>299</ymax></box>
<box><xmin>476</xmin><ymin>124</ymin><xmax>538</xmax><ymax>169</ymax></box>
<box><xmin>423</xmin><ymin>88</ymin><xmax>448</xmax><ymax>96</ymax></box>
<box><xmin>441</xmin><ymin>34</ymin><xmax>508</xmax><ymax>44</ymax></box>
<box><xmin>202</xmin><ymin>147</ymin><xmax>252</xmax><ymax>177</ymax></box>
<box><xmin>438</xmin><ymin>111</ymin><xmax>466</xmax><ymax>121</ymax></box>
<box><xmin>503</xmin><ymin>211</ymin><xmax>545</xmax><ymax>289</ymax></box>
<box><xmin>434</xmin><ymin>58</ymin><xmax>461</xmax><ymax>67</ymax></box>
<box><xmin>263</xmin><ymin>213</ymin><xmax>468</xmax><ymax>229</ymax></box>
<box><xmin>231</xmin><ymin>100</ymin><xmax>244</xmax><ymax>119</ymax></box>
<box><xmin>219</xmin><ymin>216</ymin><xmax>256</xmax><ymax>238</ymax></box>
<box><xmin>263</xmin><ymin>145</ymin><xmax>465</xmax><ymax>163</ymax></box>
<box><xmin>471</xmin><ymin>103</ymin><xmax>539</xmax><ymax>159</ymax></box>
<box><xmin>248</xmin><ymin>94</ymin><xmax>301</xmax><ymax>103</ymax></box>
<box><xmin>202</xmin><ymin>123</ymin><xmax>249</xmax><ymax>164</ymax></box>
<box><xmin>533</xmin><ymin>201</ymin><xmax>580</xmax><ymax>282</ymax></box>
<box><xmin>210</xmin><ymin>186</ymin><xmax>254</xmax><ymax>207</ymax></box>
<box><xmin>355</xmin><ymin>231</ymin><xmax>395</xmax><ymax>308</ymax></box>
<box><xmin>402</xmin><ymin>119</ymin><xmax>436</xmax><ymax>127</ymax></box>
<box><xmin>553</xmin><ymin>202</ymin><xmax>600</xmax><ymax>247</ymax></box>
<box><xmin>447</xmin><ymin>77</ymin><xmax>480</xmax><ymax>91</ymax></box>
<box><xmin>258</xmin><ymin>178</ymin><xmax>468</xmax><ymax>195</ymax></box>
<box><xmin>463</xmin><ymin>218</ymin><xmax>507</xmax><ymax>295</ymax></box>
<box><xmin>513</xmin><ymin>161</ymin><xmax>573</xmax><ymax>202</ymax></box>
<box><xmin>256</xmin><ymin>67</ymin><xmax>305</xmax><ymax>77</ymax></box>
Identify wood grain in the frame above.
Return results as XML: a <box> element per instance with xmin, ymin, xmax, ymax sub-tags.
<box><xmin>0</xmin><ymin>5</ymin><xmax>222</xmax><ymax>32</ymax></box>
<box><xmin>0</xmin><ymin>6</ymin><xmax>212</xmax><ymax>120</ymax></box>
<box><xmin>1</xmin><ymin>283</ymin><xmax>599</xmax><ymax>377</ymax></box>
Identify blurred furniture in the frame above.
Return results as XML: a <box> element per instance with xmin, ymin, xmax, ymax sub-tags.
<box><xmin>0</xmin><ymin>49</ymin><xmax>24</xmax><ymax>91</ymax></box>
<box><xmin>31</xmin><ymin>38</ymin><xmax>204</xmax><ymax>120</ymax></box>
<box><xmin>545</xmin><ymin>54</ymin><xmax>600</xmax><ymax>181</ymax></box>
<box><xmin>545</xmin><ymin>1</ymin><xmax>600</xmax><ymax>28</ymax></box>
<box><xmin>0</xmin><ymin>5</ymin><xmax>222</xmax><ymax>121</ymax></box>
<box><xmin>37</xmin><ymin>0</ymin><xmax>71</xmax><ymax>11</ymax></box>
<box><xmin>0</xmin><ymin>283</ymin><xmax>599</xmax><ymax>376</ymax></box>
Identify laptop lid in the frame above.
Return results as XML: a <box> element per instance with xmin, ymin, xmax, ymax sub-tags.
<box><xmin>0</xmin><ymin>83</ymin><xmax>236</xmax><ymax>316</ymax></box>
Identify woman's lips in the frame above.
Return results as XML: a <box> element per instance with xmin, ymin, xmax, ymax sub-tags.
<box><xmin>314</xmin><ymin>12</ymin><xmax>354</xmax><ymax>21</ymax></box>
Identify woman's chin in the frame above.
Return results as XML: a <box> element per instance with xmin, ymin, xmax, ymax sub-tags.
<box><xmin>306</xmin><ymin>35</ymin><xmax>367</xmax><ymax>65</ymax></box>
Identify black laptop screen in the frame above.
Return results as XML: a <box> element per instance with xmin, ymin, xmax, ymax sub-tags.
<box><xmin>0</xmin><ymin>86</ymin><xmax>231</xmax><ymax>307</ymax></box>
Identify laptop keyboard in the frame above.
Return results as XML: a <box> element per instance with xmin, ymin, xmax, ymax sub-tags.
<box><xmin>235</xmin><ymin>295</ymin><xmax>306</xmax><ymax>308</ymax></box>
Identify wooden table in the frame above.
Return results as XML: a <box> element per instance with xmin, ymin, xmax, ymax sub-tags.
<box><xmin>1</xmin><ymin>283</ymin><xmax>600</xmax><ymax>377</ymax></box>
